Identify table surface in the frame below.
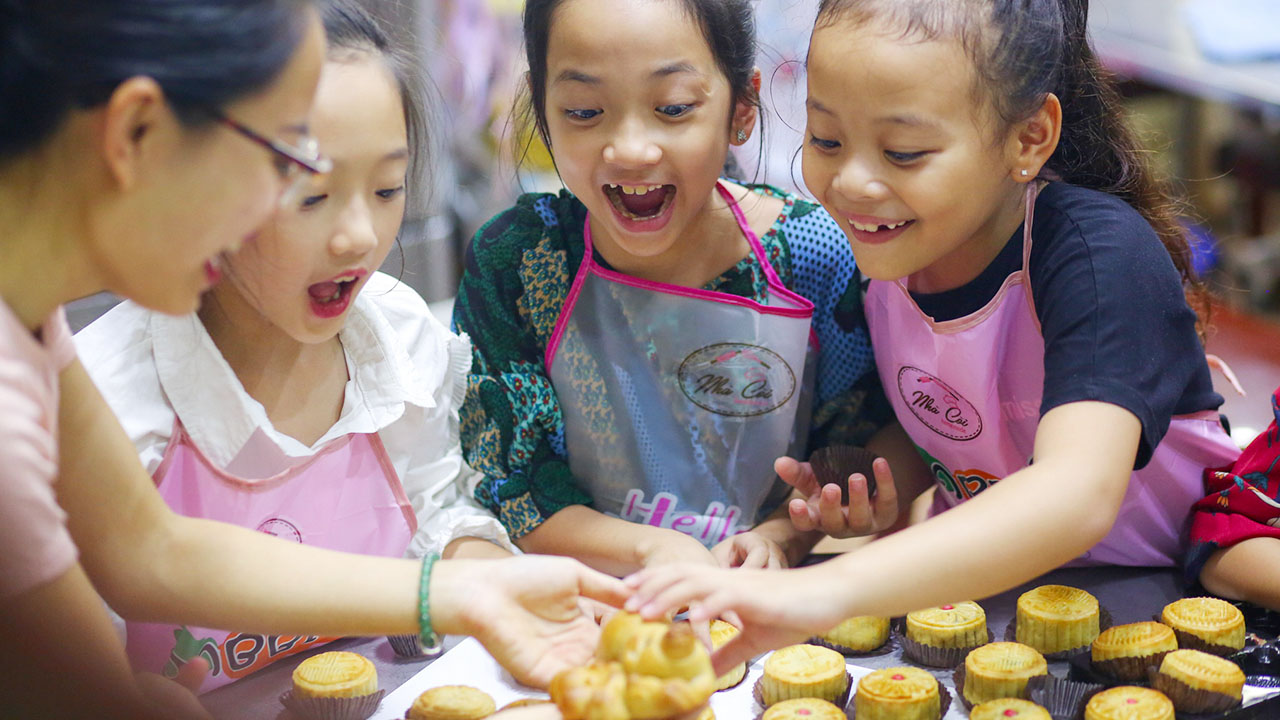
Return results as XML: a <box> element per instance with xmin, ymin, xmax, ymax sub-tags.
<box><xmin>1089</xmin><ymin>0</ymin><xmax>1280</xmax><ymax>113</ymax></box>
<box><xmin>202</xmin><ymin>564</ymin><xmax>1198</xmax><ymax>720</ymax></box>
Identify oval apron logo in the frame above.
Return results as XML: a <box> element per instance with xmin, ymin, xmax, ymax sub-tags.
<box><xmin>256</xmin><ymin>517</ymin><xmax>302</xmax><ymax>543</ymax></box>
<box><xmin>897</xmin><ymin>366</ymin><xmax>983</xmax><ymax>441</ymax></box>
<box><xmin>678</xmin><ymin>343</ymin><xmax>796</xmax><ymax>417</ymax></box>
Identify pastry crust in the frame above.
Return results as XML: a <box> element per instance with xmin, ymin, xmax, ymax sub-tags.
<box><xmin>710</xmin><ymin>620</ymin><xmax>746</xmax><ymax>690</ymax></box>
<box><xmin>962</xmin><ymin>642</ymin><xmax>1048</xmax><ymax>706</ymax></box>
<box><xmin>853</xmin><ymin>667</ymin><xmax>940</xmax><ymax>720</ymax></box>
<box><xmin>1015</xmin><ymin>585</ymin><xmax>1100</xmax><ymax>654</ymax></box>
<box><xmin>408</xmin><ymin>686</ymin><xmax>497</xmax><ymax>720</ymax></box>
<box><xmin>761</xmin><ymin>698</ymin><xmax>848</xmax><ymax>720</ymax></box>
<box><xmin>291</xmin><ymin>651</ymin><xmax>378</xmax><ymax>699</ymax></box>
<box><xmin>760</xmin><ymin>644</ymin><xmax>849</xmax><ymax>706</ymax></box>
<box><xmin>968</xmin><ymin>698</ymin><xmax>1052</xmax><ymax>720</ymax></box>
<box><xmin>1159</xmin><ymin>597</ymin><xmax>1245</xmax><ymax>652</ymax></box>
<box><xmin>1090</xmin><ymin>622</ymin><xmax>1178</xmax><ymax>681</ymax></box>
<box><xmin>1156</xmin><ymin>649</ymin><xmax>1245</xmax><ymax>698</ymax></box>
<box><xmin>905</xmin><ymin>602</ymin><xmax>986</xmax><ymax>649</ymax></box>
<box><xmin>1083</xmin><ymin>686</ymin><xmax>1174</xmax><ymax>720</ymax></box>
<box><xmin>820</xmin><ymin>616</ymin><xmax>891</xmax><ymax>652</ymax></box>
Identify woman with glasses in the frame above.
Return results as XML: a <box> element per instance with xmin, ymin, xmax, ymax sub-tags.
<box><xmin>75</xmin><ymin>0</ymin><xmax>520</xmax><ymax>694</ymax></box>
<box><xmin>0</xmin><ymin>2</ymin><xmax>624</xmax><ymax>718</ymax></box>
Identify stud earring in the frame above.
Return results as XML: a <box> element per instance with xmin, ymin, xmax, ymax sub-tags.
<box><xmin>736</xmin><ymin>129</ymin><xmax>747</xmax><ymax>143</ymax></box>
<box><xmin>1020</xmin><ymin>169</ymin><xmax>1029</xmax><ymax>177</ymax></box>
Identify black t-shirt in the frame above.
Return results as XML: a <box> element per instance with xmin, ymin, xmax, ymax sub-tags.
<box><xmin>906</xmin><ymin>182</ymin><xmax>1222</xmax><ymax>469</ymax></box>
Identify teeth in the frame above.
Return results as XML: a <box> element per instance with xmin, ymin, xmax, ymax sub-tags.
<box><xmin>850</xmin><ymin>219</ymin><xmax>909</xmax><ymax>232</ymax></box>
<box><xmin>607</xmin><ymin>183</ymin><xmax>664</xmax><ymax>195</ymax></box>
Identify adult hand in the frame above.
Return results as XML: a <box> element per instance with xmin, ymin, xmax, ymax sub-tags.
<box><xmin>711</xmin><ymin>531</ymin><xmax>787</xmax><ymax>569</ymax></box>
<box><xmin>776</xmin><ymin>455</ymin><xmax>900</xmax><ymax>539</ymax></box>
<box><xmin>432</xmin><ymin>556</ymin><xmax>629</xmax><ymax>689</ymax></box>
<box><xmin>623</xmin><ymin>564</ymin><xmax>847</xmax><ymax>675</ymax></box>
<box><xmin>134</xmin><ymin>660</ymin><xmax>212</xmax><ymax>720</ymax></box>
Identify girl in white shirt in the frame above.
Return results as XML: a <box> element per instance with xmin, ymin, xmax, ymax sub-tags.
<box><xmin>75</xmin><ymin>0</ymin><xmax>513</xmax><ymax>692</ymax></box>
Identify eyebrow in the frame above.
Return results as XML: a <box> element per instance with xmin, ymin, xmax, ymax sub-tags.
<box><xmin>280</xmin><ymin>122</ymin><xmax>310</xmax><ymax>136</ymax></box>
<box><xmin>385</xmin><ymin>148</ymin><xmax>409</xmax><ymax>161</ymax></box>
<box><xmin>553</xmin><ymin>62</ymin><xmax>701</xmax><ymax>86</ymax></box>
<box><xmin>879</xmin><ymin>114</ymin><xmax>942</xmax><ymax>130</ymax></box>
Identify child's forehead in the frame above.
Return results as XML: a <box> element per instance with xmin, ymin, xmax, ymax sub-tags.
<box><xmin>547</xmin><ymin>0</ymin><xmax>718</xmax><ymax>81</ymax></box>
<box><xmin>808</xmin><ymin>22</ymin><xmax>976</xmax><ymax>106</ymax></box>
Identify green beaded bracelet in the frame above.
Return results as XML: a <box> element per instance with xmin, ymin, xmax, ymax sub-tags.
<box><xmin>418</xmin><ymin>552</ymin><xmax>441</xmax><ymax>650</ymax></box>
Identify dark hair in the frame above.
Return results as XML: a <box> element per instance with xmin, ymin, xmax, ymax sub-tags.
<box><xmin>815</xmin><ymin>0</ymin><xmax>1208</xmax><ymax>330</ymax></box>
<box><xmin>0</xmin><ymin>0</ymin><xmax>314</xmax><ymax>162</ymax></box>
<box><xmin>321</xmin><ymin>0</ymin><xmax>432</xmax><ymax>218</ymax></box>
<box><xmin>519</xmin><ymin>0</ymin><xmax>760</xmax><ymax>169</ymax></box>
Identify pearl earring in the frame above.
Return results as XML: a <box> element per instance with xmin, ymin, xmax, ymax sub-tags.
<box><xmin>736</xmin><ymin>129</ymin><xmax>747</xmax><ymax>143</ymax></box>
<box><xmin>1020</xmin><ymin>169</ymin><xmax>1029</xmax><ymax>177</ymax></box>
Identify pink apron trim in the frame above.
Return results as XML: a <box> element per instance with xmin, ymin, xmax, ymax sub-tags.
<box><xmin>366</xmin><ymin>430</ymin><xmax>418</xmax><ymax>533</ymax></box>
<box><xmin>545</xmin><ymin>182</ymin><xmax>815</xmax><ymax>371</ymax></box>
<box><xmin>153</xmin><ymin>420</ymin><xmax>354</xmax><ymax>491</ymax></box>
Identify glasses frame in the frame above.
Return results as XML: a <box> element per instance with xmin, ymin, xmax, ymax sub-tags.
<box><xmin>206</xmin><ymin>108</ymin><xmax>332</xmax><ymax>176</ymax></box>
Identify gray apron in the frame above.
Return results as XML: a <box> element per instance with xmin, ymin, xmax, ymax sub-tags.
<box><xmin>546</xmin><ymin>183</ymin><xmax>815</xmax><ymax>547</ymax></box>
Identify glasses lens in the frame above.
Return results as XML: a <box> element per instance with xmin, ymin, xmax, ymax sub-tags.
<box><xmin>278</xmin><ymin>167</ymin><xmax>309</xmax><ymax>208</ymax></box>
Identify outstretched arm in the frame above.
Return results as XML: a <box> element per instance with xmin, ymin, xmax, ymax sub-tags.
<box><xmin>1201</xmin><ymin>539</ymin><xmax>1280</xmax><ymax>611</ymax></box>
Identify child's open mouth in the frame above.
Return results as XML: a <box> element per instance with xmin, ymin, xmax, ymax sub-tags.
<box><xmin>307</xmin><ymin>272</ymin><xmax>364</xmax><ymax>319</ymax></box>
<box><xmin>604</xmin><ymin>183</ymin><xmax>676</xmax><ymax>223</ymax></box>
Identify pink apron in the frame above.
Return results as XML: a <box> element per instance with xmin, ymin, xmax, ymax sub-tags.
<box><xmin>125</xmin><ymin>420</ymin><xmax>415</xmax><ymax>692</ymax></box>
<box><xmin>546</xmin><ymin>183</ymin><xmax>815</xmax><ymax>546</ymax></box>
<box><xmin>864</xmin><ymin>183</ymin><xmax>1239</xmax><ymax>566</ymax></box>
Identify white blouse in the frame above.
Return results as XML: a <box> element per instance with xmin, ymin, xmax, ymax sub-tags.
<box><xmin>74</xmin><ymin>271</ymin><xmax>515</xmax><ymax>560</ymax></box>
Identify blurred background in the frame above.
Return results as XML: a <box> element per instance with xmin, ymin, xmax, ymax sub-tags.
<box><xmin>67</xmin><ymin>0</ymin><xmax>1280</xmax><ymax>434</ymax></box>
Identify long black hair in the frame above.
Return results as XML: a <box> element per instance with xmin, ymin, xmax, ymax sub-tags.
<box><xmin>0</xmin><ymin>0</ymin><xmax>313</xmax><ymax>162</ymax></box>
<box><xmin>816</xmin><ymin>0</ymin><xmax>1208</xmax><ymax>329</ymax></box>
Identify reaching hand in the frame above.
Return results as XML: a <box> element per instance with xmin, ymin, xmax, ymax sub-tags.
<box><xmin>134</xmin><ymin>662</ymin><xmax>212</xmax><ymax>720</ymax></box>
<box><xmin>775</xmin><ymin>455</ymin><xmax>900</xmax><ymax>539</ymax></box>
<box><xmin>711</xmin><ymin>531</ymin><xmax>787</xmax><ymax>569</ymax></box>
<box><xmin>433</xmin><ymin>556</ymin><xmax>629</xmax><ymax>689</ymax></box>
<box><xmin>622</xmin><ymin>563</ymin><xmax>849</xmax><ymax>675</ymax></box>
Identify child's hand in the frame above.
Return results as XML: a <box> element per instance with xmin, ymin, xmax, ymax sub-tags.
<box><xmin>775</xmin><ymin>455</ymin><xmax>900</xmax><ymax>539</ymax></box>
<box><xmin>623</xmin><ymin>564</ymin><xmax>848</xmax><ymax>675</ymax></box>
<box><xmin>711</xmin><ymin>531</ymin><xmax>787</xmax><ymax>569</ymax></box>
<box><xmin>641</xmin><ymin>532</ymin><xmax>722</xmax><ymax>569</ymax></box>
<box><xmin>135</xmin><ymin>661</ymin><xmax>212</xmax><ymax>720</ymax></box>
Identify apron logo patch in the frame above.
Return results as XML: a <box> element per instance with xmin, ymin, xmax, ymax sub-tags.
<box><xmin>897</xmin><ymin>366</ymin><xmax>983</xmax><ymax>441</ymax></box>
<box><xmin>256</xmin><ymin>517</ymin><xmax>302</xmax><ymax>543</ymax></box>
<box><xmin>678</xmin><ymin>343</ymin><xmax>796</xmax><ymax>417</ymax></box>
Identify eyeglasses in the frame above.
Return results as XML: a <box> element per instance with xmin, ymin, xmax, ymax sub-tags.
<box><xmin>205</xmin><ymin>108</ymin><xmax>333</xmax><ymax>207</ymax></box>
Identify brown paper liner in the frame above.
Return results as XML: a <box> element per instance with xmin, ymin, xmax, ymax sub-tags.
<box><xmin>810</xmin><ymin>445</ymin><xmax>880</xmax><ymax>502</ymax></box>
<box><xmin>1005</xmin><ymin>607</ymin><xmax>1114</xmax><ymax>661</ymax></box>
<box><xmin>845</xmin><ymin>679</ymin><xmax>952</xmax><ymax>720</ymax></box>
<box><xmin>954</xmin><ymin>661</ymin><xmax>1048</xmax><ymax>711</ymax></box>
<box><xmin>279</xmin><ymin>689</ymin><xmax>385</xmax><ymax>720</ymax></box>
<box><xmin>386</xmin><ymin>634</ymin><xmax>444</xmax><ymax>659</ymax></box>
<box><xmin>1147</xmin><ymin>668</ymin><xmax>1242</xmax><ymax>716</ymax></box>
<box><xmin>1026</xmin><ymin>675</ymin><xmax>1105</xmax><ymax>720</ymax></box>
<box><xmin>807</xmin><ymin>632</ymin><xmax>896</xmax><ymax>659</ymax></box>
<box><xmin>895</xmin><ymin>622</ymin><xmax>993</xmax><ymax>668</ymax></box>
<box><xmin>753</xmin><ymin>670</ymin><xmax>854</xmax><ymax>710</ymax></box>
<box><xmin>1150</xmin><ymin>613</ymin><xmax>1244</xmax><ymax>659</ymax></box>
<box><xmin>1090</xmin><ymin>652</ymin><xmax>1170</xmax><ymax>684</ymax></box>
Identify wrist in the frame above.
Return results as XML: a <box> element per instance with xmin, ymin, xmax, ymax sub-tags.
<box><xmin>635</xmin><ymin>528</ymin><xmax>709</xmax><ymax>567</ymax></box>
<box><xmin>424</xmin><ymin>558</ymin><xmax>478</xmax><ymax>638</ymax></box>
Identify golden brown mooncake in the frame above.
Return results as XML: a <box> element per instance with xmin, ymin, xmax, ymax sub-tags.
<box><xmin>1090</xmin><ymin>622</ymin><xmax>1178</xmax><ymax>681</ymax></box>
<box><xmin>408</xmin><ymin>686</ymin><xmax>496</xmax><ymax>720</ymax></box>
<box><xmin>759</xmin><ymin>644</ymin><xmax>849</xmax><ymax>706</ymax></box>
<box><xmin>1015</xmin><ymin>585</ymin><xmax>1100</xmax><ymax>655</ymax></box>
<box><xmin>761</xmin><ymin>698</ymin><xmax>848</xmax><ymax>720</ymax></box>
<box><xmin>709</xmin><ymin>620</ymin><xmax>746</xmax><ymax>690</ymax></box>
<box><xmin>1083</xmin><ymin>686</ymin><xmax>1174</xmax><ymax>720</ymax></box>
<box><xmin>291</xmin><ymin>651</ymin><xmax>378</xmax><ymax>700</ymax></box>
<box><xmin>962</xmin><ymin>642</ymin><xmax>1048</xmax><ymax>706</ymax></box>
<box><xmin>498</xmin><ymin>697</ymin><xmax>554</xmax><ymax>711</ymax></box>
<box><xmin>1157</xmin><ymin>645</ymin><xmax>1244</xmax><ymax>702</ymax></box>
<box><xmin>853</xmin><ymin>667</ymin><xmax>940</xmax><ymax>720</ymax></box>
<box><xmin>820</xmin><ymin>615</ymin><xmax>891</xmax><ymax>652</ymax></box>
<box><xmin>968</xmin><ymin>698</ymin><xmax>1052</xmax><ymax>720</ymax></box>
<box><xmin>905</xmin><ymin>602</ymin><xmax>987</xmax><ymax>649</ymax></box>
<box><xmin>1159</xmin><ymin>597</ymin><xmax>1245</xmax><ymax>653</ymax></box>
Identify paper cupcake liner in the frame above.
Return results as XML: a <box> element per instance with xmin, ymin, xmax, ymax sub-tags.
<box><xmin>807</xmin><ymin>631</ymin><xmax>896</xmax><ymax>659</ymax></box>
<box><xmin>753</xmin><ymin>670</ymin><xmax>853</xmax><ymax>710</ymax></box>
<box><xmin>895</xmin><ymin>622</ymin><xmax>993</xmax><ymax>668</ymax></box>
<box><xmin>810</xmin><ymin>445</ymin><xmax>880</xmax><ymax>501</ymax></box>
<box><xmin>1150</xmin><ymin>613</ymin><xmax>1244</xmax><ymax>658</ymax></box>
<box><xmin>846</xmin><ymin>679</ymin><xmax>952</xmax><ymax>720</ymax></box>
<box><xmin>954</xmin><ymin>661</ymin><xmax>1048</xmax><ymax>711</ymax></box>
<box><xmin>1078</xmin><ymin>650</ymin><xmax>1170</xmax><ymax>685</ymax></box>
<box><xmin>1146</xmin><ymin>668</ymin><xmax>1241</xmax><ymax>716</ymax></box>
<box><xmin>1026</xmin><ymin>674</ymin><xmax>1105</xmax><ymax>720</ymax></box>
<box><xmin>279</xmin><ymin>689</ymin><xmax>385</xmax><ymax>720</ymax></box>
<box><xmin>1005</xmin><ymin>607</ymin><xmax>1113</xmax><ymax>661</ymax></box>
<box><xmin>386</xmin><ymin>634</ymin><xmax>444</xmax><ymax>660</ymax></box>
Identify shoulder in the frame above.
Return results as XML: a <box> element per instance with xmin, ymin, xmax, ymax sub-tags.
<box><xmin>467</xmin><ymin>191</ymin><xmax>586</xmax><ymax>269</ymax></box>
<box><xmin>73</xmin><ymin>300</ymin><xmax>163</xmax><ymax>396</ymax></box>
<box><xmin>1031</xmin><ymin>183</ymin><xmax>1169</xmax><ymax>268</ymax></box>
<box><xmin>354</xmin><ymin>271</ymin><xmax>467</xmax><ymax>385</ymax></box>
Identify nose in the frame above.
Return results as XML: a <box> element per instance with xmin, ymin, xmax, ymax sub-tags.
<box><xmin>602</xmin><ymin>116</ymin><xmax>662</xmax><ymax>168</ymax></box>
<box><xmin>329</xmin><ymin>196</ymin><xmax>379</xmax><ymax>257</ymax></box>
<box><xmin>831</xmin><ymin>156</ymin><xmax>891</xmax><ymax>203</ymax></box>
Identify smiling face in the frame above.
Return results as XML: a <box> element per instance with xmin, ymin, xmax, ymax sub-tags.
<box><xmin>208</xmin><ymin>56</ymin><xmax>409</xmax><ymax>344</ymax></box>
<box><xmin>801</xmin><ymin>16</ymin><xmax>1029</xmax><ymax>292</ymax></box>
<box><xmin>542</xmin><ymin>0</ymin><xmax>749</xmax><ymax>266</ymax></box>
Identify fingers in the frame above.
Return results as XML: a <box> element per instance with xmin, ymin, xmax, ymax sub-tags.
<box><xmin>788</xmin><ymin>497</ymin><xmax>819</xmax><ymax>532</ymax></box>
<box><xmin>869</xmin><ymin>457</ymin><xmax>900</xmax><ymax>528</ymax></box>
<box><xmin>843</xmin><ymin>475</ymin><xmax>872</xmax><ymax>531</ymax></box>
<box><xmin>775</xmin><ymin>456</ymin><xmax>821</xmax><ymax>497</ymax></box>
<box><xmin>173</xmin><ymin>656</ymin><xmax>210</xmax><ymax>694</ymax></box>
<box><xmin>575</xmin><ymin>564</ymin><xmax>632</xmax><ymax>608</ymax></box>
<box><xmin>738</xmin><ymin>542</ymin><xmax>770</xmax><ymax>570</ymax></box>
<box><xmin>708</xmin><ymin>635</ymin><xmax>759</xmax><ymax>675</ymax></box>
<box><xmin>623</xmin><ymin>565</ymin><xmax>716</xmax><ymax>620</ymax></box>
<box><xmin>817</xmin><ymin>483</ymin><xmax>849</xmax><ymax>536</ymax></box>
